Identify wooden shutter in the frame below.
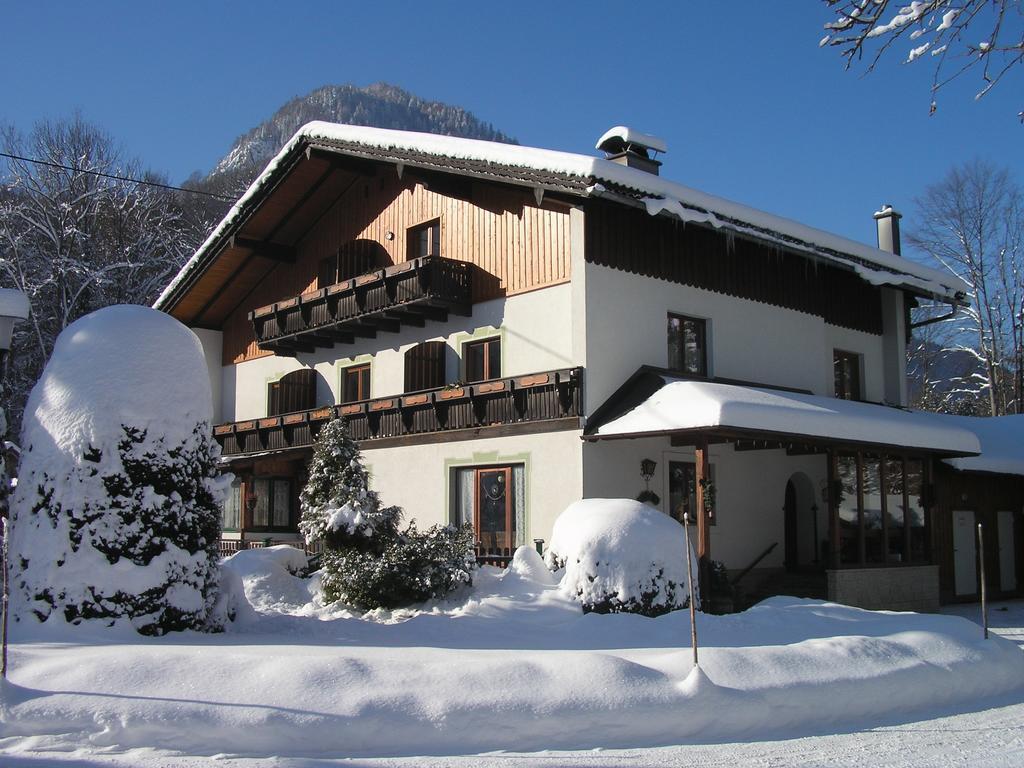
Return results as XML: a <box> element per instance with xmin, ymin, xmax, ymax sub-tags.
<box><xmin>337</xmin><ymin>241</ymin><xmax>376</xmax><ymax>282</ymax></box>
<box><xmin>404</xmin><ymin>341</ymin><xmax>446</xmax><ymax>392</ymax></box>
<box><xmin>268</xmin><ymin>369</ymin><xmax>317</xmax><ymax>416</ymax></box>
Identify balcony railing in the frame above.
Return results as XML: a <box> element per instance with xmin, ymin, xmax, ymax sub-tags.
<box><xmin>213</xmin><ymin>367</ymin><xmax>582</xmax><ymax>457</ymax></box>
<box><xmin>249</xmin><ymin>255</ymin><xmax>472</xmax><ymax>355</ymax></box>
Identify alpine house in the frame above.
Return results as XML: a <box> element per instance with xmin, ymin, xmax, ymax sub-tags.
<box><xmin>157</xmin><ymin>122</ymin><xmax>1002</xmax><ymax>611</ymax></box>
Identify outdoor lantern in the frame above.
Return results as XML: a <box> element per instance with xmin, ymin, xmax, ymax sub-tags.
<box><xmin>640</xmin><ymin>458</ymin><xmax>657</xmax><ymax>486</ymax></box>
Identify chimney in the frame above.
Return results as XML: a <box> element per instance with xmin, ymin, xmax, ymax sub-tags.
<box><xmin>873</xmin><ymin>203</ymin><xmax>902</xmax><ymax>255</ymax></box>
<box><xmin>595</xmin><ymin>126</ymin><xmax>666</xmax><ymax>175</ymax></box>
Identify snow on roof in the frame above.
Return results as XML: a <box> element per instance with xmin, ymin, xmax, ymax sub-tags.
<box><xmin>0</xmin><ymin>288</ymin><xmax>30</xmax><ymax>319</ymax></box>
<box><xmin>156</xmin><ymin>122</ymin><xmax>964</xmax><ymax>310</ymax></box>
<box><xmin>593</xmin><ymin>376</ymin><xmax>981</xmax><ymax>455</ymax></box>
<box><xmin>940</xmin><ymin>414</ymin><xmax>1024</xmax><ymax>475</ymax></box>
<box><xmin>595</xmin><ymin>126</ymin><xmax>668</xmax><ymax>154</ymax></box>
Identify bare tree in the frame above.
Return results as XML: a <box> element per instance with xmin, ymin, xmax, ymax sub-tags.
<box><xmin>0</xmin><ymin>115</ymin><xmax>206</xmax><ymax>430</ymax></box>
<box><xmin>908</xmin><ymin>159</ymin><xmax>1024</xmax><ymax>415</ymax></box>
<box><xmin>821</xmin><ymin>1</ymin><xmax>1024</xmax><ymax>118</ymax></box>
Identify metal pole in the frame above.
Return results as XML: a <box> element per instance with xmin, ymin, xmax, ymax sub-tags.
<box><xmin>1</xmin><ymin>516</ymin><xmax>9</xmax><ymax>678</ymax></box>
<box><xmin>977</xmin><ymin>523</ymin><xmax>988</xmax><ymax>640</ymax></box>
<box><xmin>683</xmin><ymin>512</ymin><xmax>699</xmax><ymax>668</ymax></box>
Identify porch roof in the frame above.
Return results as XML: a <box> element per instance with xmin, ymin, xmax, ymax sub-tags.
<box><xmin>940</xmin><ymin>414</ymin><xmax>1024</xmax><ymax>475</ymax></box>
<box><xmin>585</xmin><ymin>372</ymin><xmax>981</xmax><ymax>457</ymax></box>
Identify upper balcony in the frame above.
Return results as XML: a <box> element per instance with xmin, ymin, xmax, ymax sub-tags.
<box><xmin>249</xmin><ymin>255</ymin><xmax>472</xmax><ymax>356</ymax></box>
<box><xmin>213</xmin><ymin>367</ymin><xmax>582</xmax><ymax>457</ymax></box>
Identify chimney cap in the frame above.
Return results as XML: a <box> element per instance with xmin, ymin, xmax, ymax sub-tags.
<box><xmin>873</xmin><ymin>203</ymin><xmax>903</xmax><ymax>220</ymax></box>
<box><xmin>595</xmin><ymin>126</ymin><xmax>668</xmax><ymax>157</ymax></box>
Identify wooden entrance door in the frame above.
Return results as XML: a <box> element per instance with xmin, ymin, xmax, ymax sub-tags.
<box><xmin>952</xmin><ymin>510</ymin><xmax>977</xmax><ymax>597</ymax></box>
<box><xmin>475</xmin><ymin>467</ymin><xmax>513</xmax><ymax>550</ymax></box>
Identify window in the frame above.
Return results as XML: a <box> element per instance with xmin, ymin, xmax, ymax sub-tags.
<box><xmin>835</xmin><ymin>453</ymin><xmax>929</xmax><ymax>567</ymax></box>
<box><xmin>464</xmin><ymin>337</ymin><xmax>501</xmax><ymax>383</ymax></box>
<box><xmin>341</xmin><ymin>363</ymin><xmax>371</xmax><ymax>403</ymax></box>
<box><xmin>405</xmin><ymin>341</ymin><xmax>446</xmax><ymax>392</ymax></box>
<box><xmin>268</xmin><ymin>369</ymin><xmax>317</xmax><ymax>416</ymax></box>
<box><xmin>452</xmin><ymin>465</ymin><xmax>526</xmax><ymax>551</ymax></box>
<box><xmin>222</xmin><ymin>477</ymin><xmax>242</xmax><ymax>531</ymax></box>
<box><xmin>251</xmin><ymin>477</ymin><xmax>292</xmax><ymax>530</ymax></box>
<box><xmin>668</xmin><ymin>461</ymin><xmax>716</xmax><ymax>526</ymax></box>
<box><xmin>667</xmin><ymin>314</ymin><xmax>707</xmax><ymax>376</ymax></box>
<box><xmin>833</xmin><ymin>350</ymin><xmax>862</xmax><ymax>400</ymax></box>
<box><xmin>408</xmin><ymin>219</ymin><xmax>441</xmax><ymax>260</ymax></box>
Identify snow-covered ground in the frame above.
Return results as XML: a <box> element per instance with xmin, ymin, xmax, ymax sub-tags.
<box><xmin>2</xmin><ymin>548</ymin><xmax>1023</xmax><ymax>767</ymax></box>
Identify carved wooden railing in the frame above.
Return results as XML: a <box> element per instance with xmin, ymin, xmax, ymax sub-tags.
<box><xmin>214</xmin><ymin>367</ymin><xmax>582</xmax><ymax>457</ymax></box>
<box><xmin>249</xmin><ymin>256</ymin><xmax>472</xmax><ymax>355</ymax></box>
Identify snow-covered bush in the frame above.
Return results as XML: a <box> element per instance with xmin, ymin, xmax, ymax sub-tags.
<box><xmin>299</xmin><ymin>418</ymin><xmax>399</xmax><ymax>549</ymax></box>
<box><xmin>545</xmin><ymin>498</ymin><xmax>697</xmax><ymax>617</ymax></box>
<box><xmin>301</xmin><ymin>416</ymin><xmax>473</xmax><ymax>609</ymax></box>
<box><xmin>321</xmin><ymin>522</ymin><xmax>475</xmax><ymax>609</ymax></box>
<box><xmin>9</xmin><ymin>306</ymin><xmax>227</xmax><ymax>635</ymax></box>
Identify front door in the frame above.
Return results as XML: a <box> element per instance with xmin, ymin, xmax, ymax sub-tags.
<box><xmin>998</xmin><ymin>510</ymin><xmax>1017</xmax><ymax>593</ymax></box>
<box><xmin>475</xmin><ymin>467</ymin><xmax>514</xmax><ymax>551</ymax></box>
<box><xmin>784</xmin><ymin>480</ymin><xmax>798</xmax><ymax>571</ymax></box>
<box><xmin>952</xmin><ymin>510</ymin><xmax>977</xmax><ymax>597</ymax></box>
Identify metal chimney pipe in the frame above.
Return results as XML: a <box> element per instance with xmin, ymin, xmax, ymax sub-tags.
<box><xmin>873</xmin><ymin>204</ymin><xmax>903</xmax><ymax>256</ymax></box>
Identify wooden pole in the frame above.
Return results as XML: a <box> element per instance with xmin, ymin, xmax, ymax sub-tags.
<box><xmin>683</xmin><ymin>511</ymin><xmax>699</xmax><ymax>668</ymax></box>
<box><xmin>2</xmin><ymin>516</ymin><xmax>9</xmax><ymax>679</ymax></box>
<box><xmin>694</xmin><ymin>439</ymin><xmax>710</xmax><ymax>601</ymax></box>
<box><xmin>978</xmin><ymin>523</ymin><xmax>989</xmax><ymax>640</ymax></box>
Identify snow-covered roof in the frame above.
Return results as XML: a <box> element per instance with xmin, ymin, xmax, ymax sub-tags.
<box><xmin>591</xmin><ymin>375</ymin><xmax>981</xmax><ymax>456</ymax></box>
<box><xmin>156</xmin><ymin>122</ymin><xmax>965</xmax><ymax>310</ymax></box>
<box><xmin>0</xmin><ymin>288</ymin><xmax>30</xmax><ymax>319</ymax></box>
<box><xmin>595</xmin><ymin>126</ymin><xmax>668</xmax><ymax>154</ymax></box>
<box><xmin>940</xmin><ymin>414</ymin><xmax>1024</xmax><ymax>475</ymax></box>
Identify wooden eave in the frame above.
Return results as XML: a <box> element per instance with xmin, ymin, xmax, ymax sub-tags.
<box><xmin>162</xmin><ymin>140</ymin><xmax>588</xmax><ymax>327</ymax></box>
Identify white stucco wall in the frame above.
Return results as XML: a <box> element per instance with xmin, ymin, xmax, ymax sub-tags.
<box><xmin>191</xmin><ymin>328</ymin><xmax>223</xmax><ymax>424</ymax></box>
<box><xmin>221</xmin><ymin>283</ymin><xmax>576</xmax><ymax>421</ymax></box>
<box><xmin>362</xmin><ymin>429</ymin><xmax>583</xmax><ymax>545</ymax></box>
<box><xmin>582</xmin><ymin>262</ymin><xmax>890</xmax><ymax>414</ymax></box>
<box><xmin>582</xmin><ymin>437</ymin><xmax>828</xmax><ymax>570</ymax></box>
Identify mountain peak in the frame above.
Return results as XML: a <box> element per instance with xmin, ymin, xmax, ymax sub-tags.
<box><xmin>211</xmin><ymin>82</ymin><xmax>516</xmax><ymax>179</ymax></box>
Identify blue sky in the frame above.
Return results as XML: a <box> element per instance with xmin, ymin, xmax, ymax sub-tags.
<box><xmin>4</xmin><ymin>2</ymin><xmax>1020</xmax><ymax>254</ymax></box>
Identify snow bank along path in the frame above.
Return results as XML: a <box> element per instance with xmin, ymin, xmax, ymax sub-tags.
<box><xmin>2</xmin><ymin>547</ymin><xmax>1023</xmax><ymax>759</ymax></box>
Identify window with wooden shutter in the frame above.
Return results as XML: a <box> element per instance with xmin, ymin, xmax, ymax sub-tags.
<box><xmin>408</xmin><ymin>219</ymin><xmax>441</xmax><ymax>260</ymax></box>
<box><xmin>464</xmin><ymin>337</ymin><xmax>501</xmax><ymax>383</ymax></box>
<box><xmin>341</xmin><ymin>363</ymin><xmax>371</xmax><ymax>403</ymax></box>
<box><xmin>267</xmin><ymin>368</ymin><xmax>318</xmax><ymax>416</ymax></box>
<box><xmin>404</xmin><ymin>341</ymin><xmax>446</xmax><ymax>392</ymax></box>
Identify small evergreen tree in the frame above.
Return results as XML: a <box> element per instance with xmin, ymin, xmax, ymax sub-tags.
<box><xmin>301</xmin><ymin>417</ymin><xmax>474</xmax><ymax>610</ymax></box>
<box><xmin>298</xmin><ymin>418</ymin><xmax>400</xmax><ymax>549</ymax></box>
<box><xmin>13</xmin><ymin>423</ymin><xmax>224</xmax><ymax>635</ymax></box>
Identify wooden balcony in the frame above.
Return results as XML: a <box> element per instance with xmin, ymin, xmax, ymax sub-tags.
<box><xmin>214</xmin><ymin>367</ymin><xmax>583</xmax><ymax>457</ymax></box>
<box><xmin>249</xmin><ymin>256</ymin><xmax>472</xmax><ymax>356</ymax></box>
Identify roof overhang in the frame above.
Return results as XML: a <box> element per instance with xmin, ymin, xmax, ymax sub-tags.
<box><xmin>585</xmin><ymin>369</ymin><xmax>981</xmax><ymax>458</ymax></box>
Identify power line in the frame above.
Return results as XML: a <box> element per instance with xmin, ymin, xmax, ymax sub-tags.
<box><xmin>0</xmin><ymin>151</ymin><xmax>235</xmax><ymax>202</ymax></box>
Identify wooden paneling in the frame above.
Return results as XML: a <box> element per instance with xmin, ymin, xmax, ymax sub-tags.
<box><xmin>222</xmin><ymin>170</ymin><xmax>571</xmax><ymax>364</ymax></box>
<box><xmin>933</xmin><ymin>466</ymin><xmax>1024</xmax><ymax>601</ymax></box>
<box><xmin>585</xmin><ymin>200</ymin><xmax>884</xmax><ymax>336</ymax></box>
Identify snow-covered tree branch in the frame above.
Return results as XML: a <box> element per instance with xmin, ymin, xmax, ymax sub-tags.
<box><xmin>821</xmin><ymin>1</ymin><xmax>1024</xmax><ymax>119</ymax></box>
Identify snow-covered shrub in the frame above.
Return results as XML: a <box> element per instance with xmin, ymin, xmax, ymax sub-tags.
<box><xmin>301</xmin><ymin>416</ymin><xmax>473</xmax><ymax>609</ymax></box>
<box><xmin>321</xmin><ymin>522</ymin><xmax>475</xmax><ymax>609</ymax></box>
<box><xmin>545</xmin><ymin>498</ymin><xmax>697</xmax><ymax>617</ymax></box>
<box><xmin>9</xmin><ymin>306</ymin><xmax>227</xmax><ymax>635</ymax></box>
<box><xmin>299</xmin><ymin>418</ymin><xmax>399</xmax><ymax>550</ymax></box>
